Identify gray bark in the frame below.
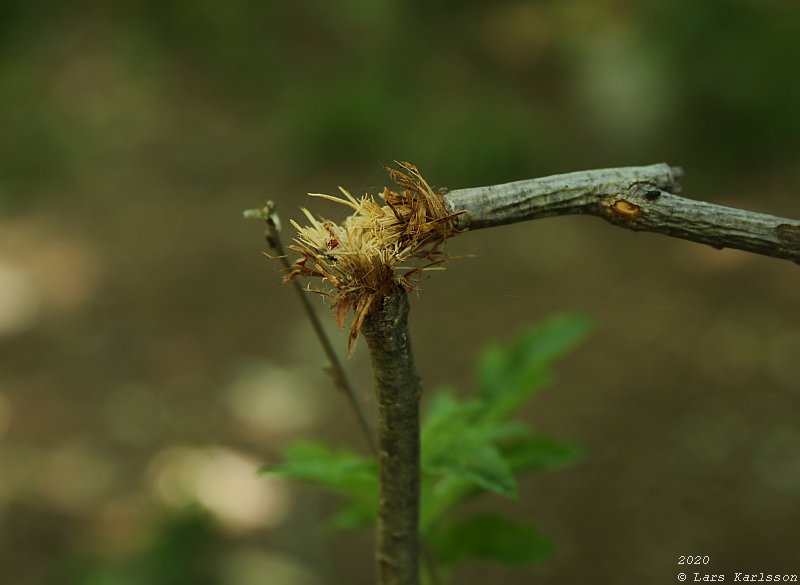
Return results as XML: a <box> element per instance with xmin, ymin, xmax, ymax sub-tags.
<box><xmin>443</xmin><ymin>163</ymin><xmax>800</xmax><ymax>264</ymax></box>
<box><xmin>362</xmin><ymin>286</ymin><xmax>421</xmax><ymax>585</ymax></box>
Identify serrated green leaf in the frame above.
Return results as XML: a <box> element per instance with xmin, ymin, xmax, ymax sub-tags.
<box><xmin>420</xmin><ymin>428</ymin><xmax>582</xmax><ymax>531</ymax></box>
<box><xmin>475</xmin><ymin>343</ymin><xmax>505</xmax><ymax>396</ymax></box>
<box><xmin>424</xmin><ymin>435</ymin><xmax>517</xmax><ymax>499</ymax></box>
<box><xmin>421</xmin><ymin>391</ymin><xmax>480</xmax><ymax>474</ymax></box>
<box><xmin>421</xmin><ymin>391</ymin><xmax>483</xmax><ymax>437</ymax></box>
<box><xmin>483</xmin><ymin>420</ymin><xmax>530</xmax><ymax>442</ymax></box>
<box><xmin>428</xmin><ymin>515</ymin><xmax>553</xmax><ymax>566</ymax></box>
<box><xmin>500</xmin><ymin>433</ymin><xmax>583</xmax><ymax>473</ymax></box>
<box><xmin>261</xmin><ymin>442</ymin><xmax>376</xmax><ymax>495</ymax></box>
<box><xmin>477</xmin><ymin>313</ymin><xmax>592</xmax><ymax>422</ymax></box>
<box><xmin>421</xmin><ymin>392</ymin><xmax>516</xmax><ymax>499</ymax></box>
<box><xmin>513</xmin><ymin>313</ymin><xmax>592</xmax><ymax>366</ymax></box>
<box><xmin>262</xmin><ymin>442</ymin><xmax>376</xmax><ymax>490</ymax></box>
<box><xmin>262</xmin><ymin>441</ymin><xmax>377</xmax><ymax>528</ymax></box>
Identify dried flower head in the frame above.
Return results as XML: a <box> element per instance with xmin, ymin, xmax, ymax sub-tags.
<box><xmin>282</xmin><ymin>162</ymin><xmax>458</xmax><ymax>353</ymax></box>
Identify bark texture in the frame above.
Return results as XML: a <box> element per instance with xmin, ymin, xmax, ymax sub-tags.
<box><xmin>362</xmin><ymin>286</ymin><xmax>421</xmax><ymax>585</ymax></box>
<box><xmin>443</xmin><ymin>163</ymin><xmax>800</xmax><ymax>264</ymax></box>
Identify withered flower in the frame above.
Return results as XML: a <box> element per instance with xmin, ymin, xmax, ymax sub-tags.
<box><xmin>282</xmin><ymin>162</ymin><xmax>458</xmax><ymax>353</ymax></box>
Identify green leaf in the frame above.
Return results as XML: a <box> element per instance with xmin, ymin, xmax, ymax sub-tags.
<box><xmin>477</xmin><ymin>314</ymin><xmax>592</xmax><ymax>422</ymax></box>
<box><xmin>425</xmin><ymin>435</ymin><xmax>517</xmax><ymax>498</ymax></box>
<box><xmin>428</xmin><ymin>515</ymin><xmax>553</xmax><ymax>566</ymax></box>
<box><xmin>419</xmin><ymin>314</ymin><xmax>591</xmax><ymax>529</ymax></box>
<box><xmin>499</xmin><ymin>433</ymin><xmax>583</xmax><ymax>474</ymax></box>
<box><xmin>422</xmin><ymin>391</ymin><xmax>483</xmax><ymax>437</ymax></box>
<box><xmin>262</xmin><ymin>441</ymin><xmax>377</xmax><ymax>527</ymax></box>
<box><xmin>262</xmin><ymin>441</ymin><xmax>376</xmax><ymax>490</ymax></box>
<box><xmin>421</xmin><ymin>392</ymin><xmax>516</xmax><ymax>499</ymax></box>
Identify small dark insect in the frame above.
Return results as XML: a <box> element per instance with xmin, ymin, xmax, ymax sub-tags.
<box><xmin>645</xmin><ymin>190</ymin><xmax>661</xmax><ymax>201</ymax></box>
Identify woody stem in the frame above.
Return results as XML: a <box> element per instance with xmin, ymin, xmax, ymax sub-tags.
<box><xmin>443</xmin><ymin>163</ymin><xmax>800</xmax><ymax>264</ymax></box>
<box><xmin>362</xmin><ymin>286</ymin><xmax>422</xmax><ymax>585</ymax></box>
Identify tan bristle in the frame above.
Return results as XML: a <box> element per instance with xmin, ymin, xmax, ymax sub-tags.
<box><xmin>280</xmin><ymin>163</ymin><xmax>459</xmax><ymax>353</ymax></box>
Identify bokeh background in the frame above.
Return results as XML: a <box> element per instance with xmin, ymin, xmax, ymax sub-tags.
<box><xmin>2</xmin><ymin>1</ymin><xmax>799</xmax><ymax>583</ymax></box>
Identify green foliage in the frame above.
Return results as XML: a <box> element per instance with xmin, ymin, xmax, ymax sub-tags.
<box><xmin>477</xmin><ymin>313</ymin><xmax>593</xmax><ymax>423</ymax></box>
<box><xmin>421</xmin><ymin>391</ymin><xmax>518</xmax><ymax>500</ymax></box>
<box><xmin>428</xmin><ymin>515</ymin><xmax>552</xmax><ymax>566</ymax></box>
<box><xmin>264</xmin><ymin>313</ymin><xmax>592</xmax><ymax>575</ymax></box>
<box><xmin>264</xmin><ymin>442</ymin><xmax>377</xmax><ymax>530</ymax></box>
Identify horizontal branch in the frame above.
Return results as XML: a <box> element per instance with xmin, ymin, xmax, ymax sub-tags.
<box><xmin>442</xmin><ymin>163</ymin><xmax>800</xmax><ymax>264</ymax></box>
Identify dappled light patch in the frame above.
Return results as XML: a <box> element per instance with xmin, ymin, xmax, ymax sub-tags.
<box><xmin>220</xmin><ymin>549</ymin><xmax>324</xmax><ymax>585</ymax></box>
<box><xmin>226</xmin><ymin>360</ymin><xmax>325</xmax><ymax>437</ymax></box>
<box><xmin>34</xmin><ymin>442</ymin><xmax>120</xmax><ymax>512</ymax></box>
<box><xmin>147</xmin><ymin>445</ymin><xmax>290</xmax><ymax>534</ymax></box>
<box><xmin>0</xmin><ymin>220</ymin><xmax>103</xmax><ymax>337</ymax></box>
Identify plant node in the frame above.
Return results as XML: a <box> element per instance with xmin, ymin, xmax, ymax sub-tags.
<box><xmin>282</xmin><ymin>162</ymin><xmax>459</xmax><ymax>353</ymax></box>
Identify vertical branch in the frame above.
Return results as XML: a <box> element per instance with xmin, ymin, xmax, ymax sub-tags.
<box><xmin>362</xmin><ymin>286</ymin><xmax>421</xmax><ymax>585</ymax></box>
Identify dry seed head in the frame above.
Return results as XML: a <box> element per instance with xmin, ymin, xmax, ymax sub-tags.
<box><xmin>283</xmin><ymin>162</ymin><xmax>458</xmax><ymax>353</ymax></box>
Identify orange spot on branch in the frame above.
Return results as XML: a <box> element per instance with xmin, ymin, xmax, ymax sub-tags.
<box><xmin>611</xmin><ymin>199</ymin><xmax>641</xmax><ymax>220</ymax></box>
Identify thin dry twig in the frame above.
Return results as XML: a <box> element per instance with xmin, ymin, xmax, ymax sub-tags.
<box><xmin>245</xmin><ymin>202</ymin><xmax>377</xmax><ymax>455</ymax></box>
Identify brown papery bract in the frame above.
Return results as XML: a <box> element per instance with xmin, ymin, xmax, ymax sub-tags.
<box><xmin>282</xmin><ymin>162</ymin><xmax>459</xmax><ymax>354</ymax></box>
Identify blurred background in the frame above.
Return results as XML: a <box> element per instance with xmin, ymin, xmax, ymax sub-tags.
<box><xmin>1</xmin><ymin>1</ymin><xmax>799</xmax><ymax>583</ymax></box>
